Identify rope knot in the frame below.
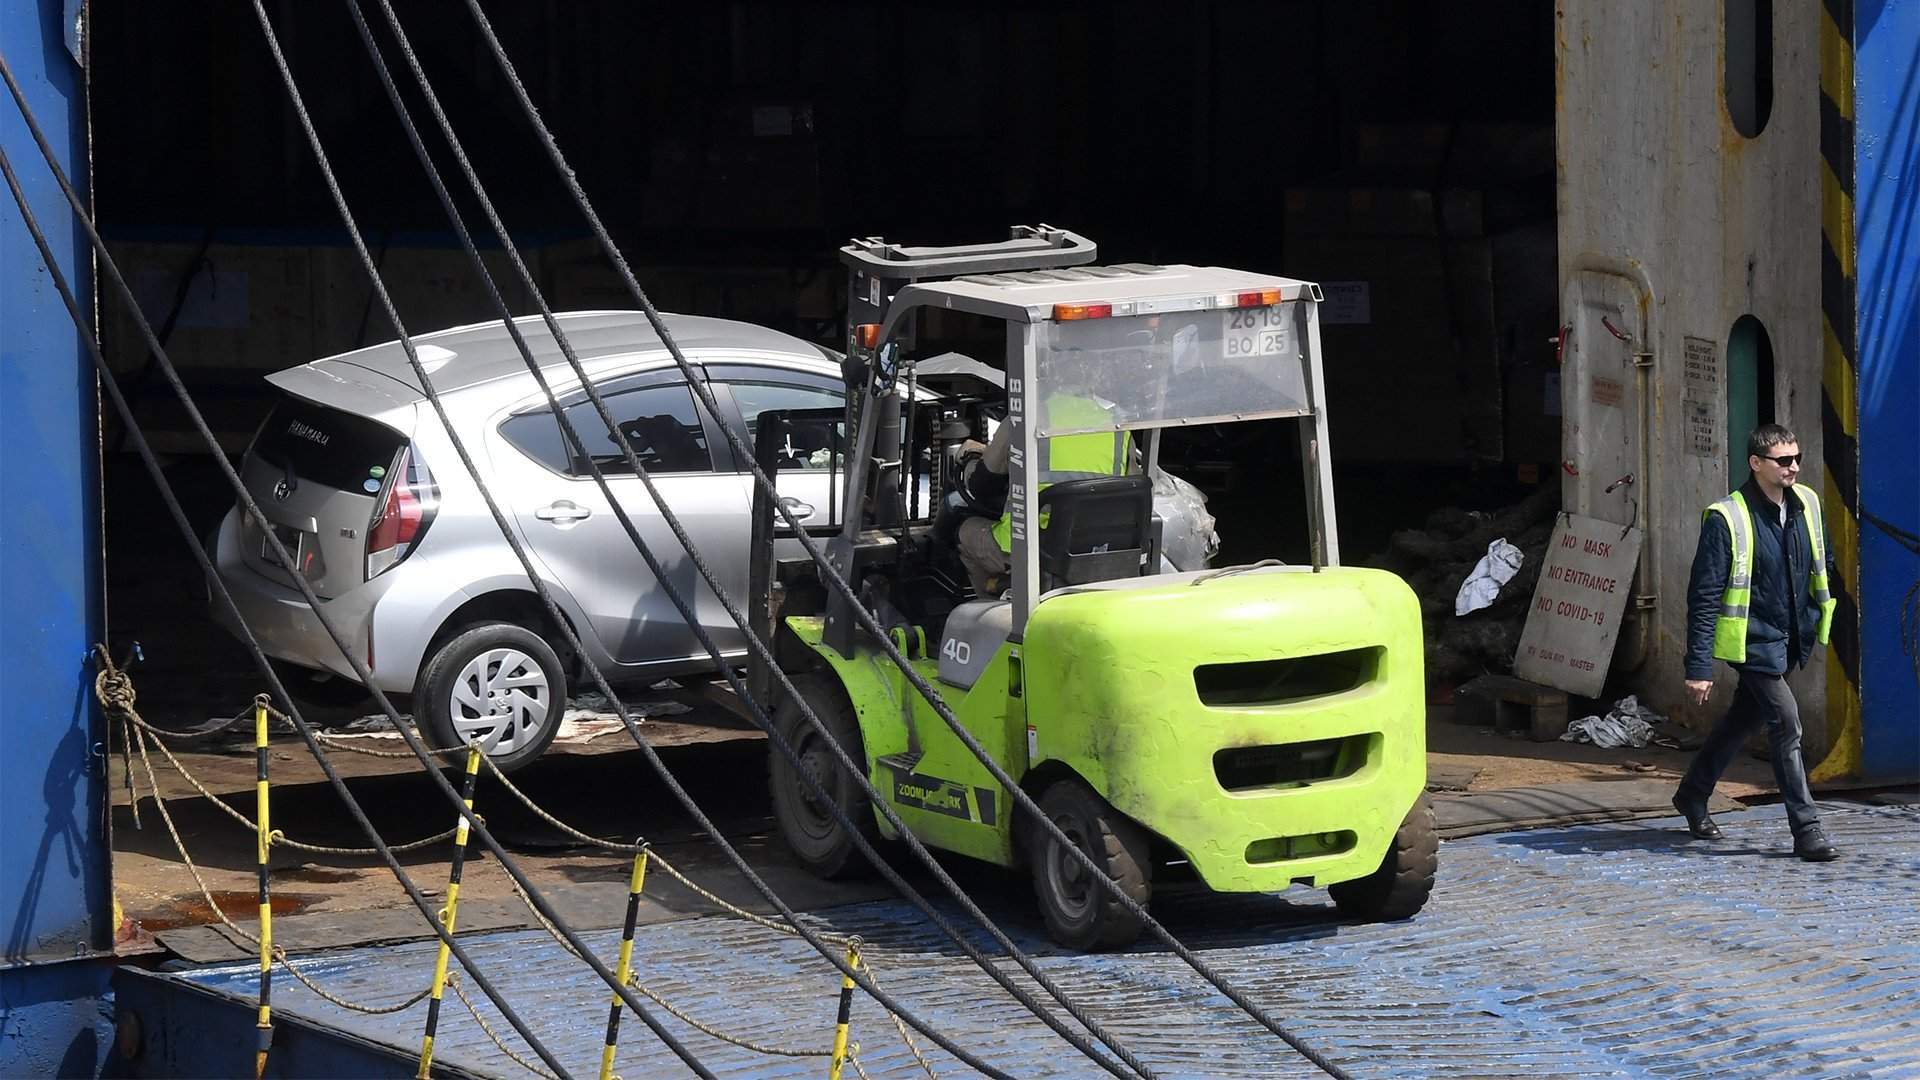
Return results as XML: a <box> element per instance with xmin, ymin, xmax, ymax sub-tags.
<box><xmin>92</xmin><ymin>647</ymin><xmax>137</xmax><ymax>714</ymax></box>
<box><xmin>98</xmin><ymin>671</ymin><xmax>136</xmax><ymax>711</ymax></box>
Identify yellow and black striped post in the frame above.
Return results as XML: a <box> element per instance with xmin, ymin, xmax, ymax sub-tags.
<box><xmin>828</xmin><ymin>939</ymin><xmax>862</xmax><ymax>1080</ymax></box>
<box><xmin>417</xmin><ymin>745</ymin><xmax>483</xmax><ymax>1079</ymax></box>
<box><xmin>1812</xmin><ymin>0</ymin><xmax>1863</xmax><ymax>783</ymax></box>
<box><xmin>254</xmin><ymin>696</ymin><xmax>274</xmax><ymax>1079</ymax></box>
<box><xmin>598</xmin><ymin>846</ymin><xmax>650</xmax><ymax>1080</ymax></box>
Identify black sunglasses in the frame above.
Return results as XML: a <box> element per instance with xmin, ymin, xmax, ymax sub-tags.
<box><xmin>1757</xmin><ymin>453</ymin><xmax>1801</xmax><ymax>467</ymax></box>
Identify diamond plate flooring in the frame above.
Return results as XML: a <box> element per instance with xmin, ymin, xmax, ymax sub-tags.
<box><xmin>171</xmin><ymin>800</ymin><xmax>1920</xmax><ymax>1078</ymax></box>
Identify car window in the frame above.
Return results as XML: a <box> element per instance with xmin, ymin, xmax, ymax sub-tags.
<box><xmin>252</xmin><ymin>394</ymin><xmax>405</xmax><ymax>491</ymax></box>
<box><xmin>502</xmin><ymin>384</ymin><xmax>713</xmax><ymax>476</ymax></box>
<box><xmin>730</xmin><ymin>381</ymin><xmax>845</xmax><ymax>472</ymax></box>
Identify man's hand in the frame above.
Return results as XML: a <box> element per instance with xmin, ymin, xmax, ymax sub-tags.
<box><xmin>1686</xmin><ymin>679</ymin><xmax>1713</xmax><ymax>706</ymax></box>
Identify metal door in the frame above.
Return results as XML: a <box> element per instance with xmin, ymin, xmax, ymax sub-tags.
<box><xmin>1560</xmin><ymin>271</ymin><xmax>1649</xmax><ymax>528</ymax></box>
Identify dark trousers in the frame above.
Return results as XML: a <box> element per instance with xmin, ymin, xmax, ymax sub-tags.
<box><xmin>1677</xmin><ymin>671</ymin><xmax>1821</xmax><ymax>837</ymax></box>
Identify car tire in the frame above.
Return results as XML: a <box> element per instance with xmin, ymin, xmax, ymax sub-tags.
<box><xmin>769</xmin><ymin>675</ymin><xmax>880</xmax><ymax>880</ymax></box>
<box><xmin>1026</xmin><ymin>776</ymin><xmax>1151</xmax><ymax>951</ymax></box>
<box><xmin>1329</xmin><ymin>792</ymin><xmax>1438</xmax><ymax>921</ymax></box>
<box><xmin>414</xmin><ymin>622</ymin><xmax>566</xmax><ymax>774</ymax></box>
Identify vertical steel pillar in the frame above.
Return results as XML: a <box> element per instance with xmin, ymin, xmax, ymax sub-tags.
<box><xmin>1810</xmin><ymin>0</ymin><xmax>1866</xmax><ymax>783</ymax></box>
<box><xmin>1849</xmin><ymin>0</ymin><xmax>1920</xmax><ymax>781</ymax></box>
<box><xmin>0</xmin><ymin>0</ymin><xmax>113</xmax><ymax>1074</ymax></box>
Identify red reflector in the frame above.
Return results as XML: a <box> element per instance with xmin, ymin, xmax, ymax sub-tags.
<box><xmin>1053</xmin><ymin>303</ymin><xmax>1112</xmax><ymax>321</ymax></box>
<box><xmin>394</xmin><ymin>483</ymin><xmax>423</xmax><ymax>545</ymax></box>
<box><xmin>855</xmin><ymin>323</ymin><xmax>882</xmax><ymax>349</ymax></box>
<box><xmin>1235</xmin><ymin>289</ymin><xmax>1283</xmax><ymax>308</ymax></box>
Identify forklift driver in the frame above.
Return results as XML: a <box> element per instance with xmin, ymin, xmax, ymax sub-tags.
<box><xmin>954</xmin><ymin>350</ymin><xmax>1129</xmax><ymax>597</ymax></box>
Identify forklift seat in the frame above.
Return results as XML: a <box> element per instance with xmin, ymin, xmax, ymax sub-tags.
<box><xmin>1037</xmin><ymin>474</ymin><xmax>1153</xmax><ymax>592</ymax></box>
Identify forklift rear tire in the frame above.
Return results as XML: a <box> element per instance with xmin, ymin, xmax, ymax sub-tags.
<box><xmin>1027</xmin><ymin>777</ymin><xmax>1152</xmax><ymax>950</ymax></box>
<box><xmin>769</xmin><ymin>676</ymin><xmax>880</xmax><ymax>880</ymax></box>
<box><xmin>1329</xmin><ymin>792</ymin><xmax>1437</xmax><ymax>921</ymax></box>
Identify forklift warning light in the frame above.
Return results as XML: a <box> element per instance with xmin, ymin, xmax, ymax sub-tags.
<box><xmin>1054</xmin><ymin>289</ymin><xmax>1280</xmax><ymax>322</ymax></box>
<box><xmin>1052</xmin><ymin>302</ymin><xmax>1113</xmax><ymax>321</ymax></box>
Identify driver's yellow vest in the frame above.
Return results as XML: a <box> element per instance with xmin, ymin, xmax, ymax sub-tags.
<box><xmin>1705</xmin><ymin>486</ymin><xmax>1836</xmax><ymax>662</ymax></box>
<box><xmin>990</xmin><ymin>394</ymin><xmax>1127</xmax><ymax>553</ymax></box>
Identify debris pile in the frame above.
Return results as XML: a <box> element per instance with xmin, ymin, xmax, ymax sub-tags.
<box><xmin>1370</xmin><ymin>483</ymin><xmax>1561</xmax><ymax>689</ymax></box>
<box><xmin>1560</xmin><ymin>694</ymin><xmax>1666</xmax><ymax>748</ymax></box>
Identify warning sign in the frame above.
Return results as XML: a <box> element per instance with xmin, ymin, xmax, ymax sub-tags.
<box><xmin>1513</xmin><ymin>513</ymin><xmax>1644</xmax><ymax>697</ymax></box>
<box><xmin>1320</xmin><ymin>281</ymin><xmax>1371</xmax><ymax>325</ymax></box>
<box><xmin>1682</xmin><ymin>336</ymin><xmax>1720</xmax><ymax>459</ymax></box>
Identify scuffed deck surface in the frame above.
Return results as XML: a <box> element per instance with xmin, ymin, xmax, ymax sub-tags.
<box><xmin>173</xmin><ymin>801</ymin><xmax>1920</xmax><ymax>1078</ymax></box>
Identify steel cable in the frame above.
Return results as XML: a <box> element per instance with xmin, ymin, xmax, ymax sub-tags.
<box><xmin>458</xmin><ymin>3</ymin><xmax>1350</xmax><ymax>1073</ymax></box>
<box><xmin>0</xmin><ymin>127</ymin><xmax>574</xmax><ymax>1080</ymax></box>
<box><xmin>97</xmin><ymin>656</ymin><xmax>437</xmax><ymax>1018</ymax></box>
<box><xmin>499</xmin><ymin>874</ymin><xmax>836</xmax><ymax>1060</ymax></box>
<box><xmin>116</xmin><ymin>700</ymin><xmax>460</xmax><ymax>857</ymax></box>
<box><xmin>445</xmin><ymin>972</ymin><xmax>559</xmax><ymax>1080</ymax></box>
<box><xmin>251</xmin><ymin>5</ymin><xmax>1009</xmax><ymax>1075</ymax></box>
<box><xmin>14</xmin><ymin>11</ymin><xmax>1346</xmax><ymax>1076</ymax></box>
<box><xmin>0</xmin><ymin>51</ymin><xmax>690</xmax><ymax>1080</ymax></box>
<box><xmin>346</xmin><ymin>1</ymin><xmax>1153</xmax><ymax>1073</ymax></box>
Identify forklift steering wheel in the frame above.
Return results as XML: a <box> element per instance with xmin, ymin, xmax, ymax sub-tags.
<box><xmin>955</xmin><ymin>454</ymin><xmax>1007</xmax><ymax>517</ymax></box>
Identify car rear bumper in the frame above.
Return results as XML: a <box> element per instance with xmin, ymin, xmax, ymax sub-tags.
<box><xmin>207</xmin><ymin>507</ymin><xmax>407</xmax><ymax>692</ymax></box>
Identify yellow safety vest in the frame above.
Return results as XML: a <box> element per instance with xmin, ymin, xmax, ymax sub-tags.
<box><xmin>990</xmin><ymin>394</ymin><xmax>1127</xmax><ymax>553</ymax></box>
<box><xmin>1704</xmin><ymin>486</ymin><xmax>1836</xmax><ymax>663</ymax></box>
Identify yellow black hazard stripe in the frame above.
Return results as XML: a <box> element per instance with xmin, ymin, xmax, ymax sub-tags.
<box><xmin>1812</xmin><ymin>0</ymin><xmax>1862</xmax><ymax>782</ymax></box>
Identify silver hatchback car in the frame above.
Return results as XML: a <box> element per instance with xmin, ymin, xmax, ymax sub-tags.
<box><xmin>211</xmin><ymin>311</ymin><xmax>853</xmax><ymax>769</ymax></box>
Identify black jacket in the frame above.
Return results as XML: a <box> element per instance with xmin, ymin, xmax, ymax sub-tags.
<box><xmin>1685</xmin><ymin>477</ymin><xmax>1836</xmax><ymax>679</ymax></box>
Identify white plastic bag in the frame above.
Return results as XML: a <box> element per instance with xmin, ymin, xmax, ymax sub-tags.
<box><xmin>1454</xmin><ymin>537</ymin><xmax>1524</xmax><ymax>615</ymax></box>
<box><xmin>1150</xmin><ymin>467</ymin><xmax>1221</xmax><ymax>572</ymax></box>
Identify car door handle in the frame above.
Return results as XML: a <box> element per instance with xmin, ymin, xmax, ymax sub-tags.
<box><xmin>777</xmin><ymin>495</ymin><xmax>816</xmax><ymax>520</ymax></box>
<box><xmin>535</xmin><ymin>500</ymin><xmax>593</xmax><ymax>524</ymax></box>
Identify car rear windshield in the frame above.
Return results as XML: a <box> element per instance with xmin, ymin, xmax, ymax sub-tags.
<box><xmin>252</xmin><ymin>395</ymin><xmax>406</xmax><ymax>492</ymax></box>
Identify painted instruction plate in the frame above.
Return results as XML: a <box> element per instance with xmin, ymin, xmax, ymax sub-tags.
<box><xmin>1513</xmin><ymin>512</ymin><xmax>1643</xmax><ymax>697</ymax></box>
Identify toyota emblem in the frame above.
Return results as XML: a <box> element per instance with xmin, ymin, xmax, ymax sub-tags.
<box><xmin>273</xmin><ymin>478</ymin><xmax>293</xmax><ymax>501</ymax></box>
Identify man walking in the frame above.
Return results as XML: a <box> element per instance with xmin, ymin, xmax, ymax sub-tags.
<box><xmin>1672</xmin><ymin>424</ymin><xmax>1840</xmax><ymax>860</ymax></box>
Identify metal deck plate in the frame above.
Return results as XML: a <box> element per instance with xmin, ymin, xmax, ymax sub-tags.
<box><xmin>170</xmin><ymin>801</ymin><xmax>1920</xmax><ymax>1078</ymax></box>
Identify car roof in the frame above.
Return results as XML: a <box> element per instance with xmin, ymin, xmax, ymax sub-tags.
<box><xmin>299</xmin><ymin>311</ymin><xmax>826</xmax><ymax>396</ymax></box>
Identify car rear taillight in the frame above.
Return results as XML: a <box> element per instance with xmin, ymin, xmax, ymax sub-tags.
<box><xmin>366</xmin><ymin>445</ymin><xmax>437</xmax><ymax>579</ymax></box>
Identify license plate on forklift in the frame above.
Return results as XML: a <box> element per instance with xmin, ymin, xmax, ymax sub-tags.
<box><xmin>1222</xmin><ymin>305</ymin><xmax>1291</xmax><ymax>358</ymax></box>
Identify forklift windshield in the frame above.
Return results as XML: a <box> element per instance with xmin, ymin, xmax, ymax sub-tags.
<box><xmin>1035</xmin><ymin>299</ymin><xmax>1312</xmax><ymax>436</ymax></box>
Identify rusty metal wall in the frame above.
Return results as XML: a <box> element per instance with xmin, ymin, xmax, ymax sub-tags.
<box><xmin>1555</xmin><ymin>2</ymin><xmax>1827</xmax><ymax>735</ymax></box>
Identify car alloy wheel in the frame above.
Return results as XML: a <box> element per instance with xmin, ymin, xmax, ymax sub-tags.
<box><xmin>447</xmin><ymin>646</ymin><xmax>552</xmax><ymax>754</ymax></box>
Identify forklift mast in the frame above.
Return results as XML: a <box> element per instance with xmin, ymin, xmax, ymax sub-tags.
<box><xmin>814</xmin><ymin>227</ymin><xmax>1099</xmax><ymax>657</ymax></box>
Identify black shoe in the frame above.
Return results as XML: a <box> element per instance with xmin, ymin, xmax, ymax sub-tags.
<box><xmin>1671</xmin><ymin>793</ymin><xmax>1722</xmax><ymax>840</ymax></box>
<box><xmin>1794</xmin><ymin>826</ymin><xmax>1839</xmax><ymax>862</ymax></box>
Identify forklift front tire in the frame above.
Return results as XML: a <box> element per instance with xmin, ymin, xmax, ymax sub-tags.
<box><xmin>1329</xmin><ymin>792</ymin><xmax>1437</xmax><ymax>921</ymax></box>
<box><xmin>769</xmin><ymin>676</ymin><xmax>880</xmax><ymax>880</ymax></box>
<box><xmin>1027</xmin><ymin>777</ymin><xmax>1152</xmax><ymax>950</ymax></box>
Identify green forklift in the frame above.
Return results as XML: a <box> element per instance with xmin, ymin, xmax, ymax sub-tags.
<box><xmin>749</xmin><ymin>226</ymin><xmax>1434</xmax><ymax>949</ymax></box>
